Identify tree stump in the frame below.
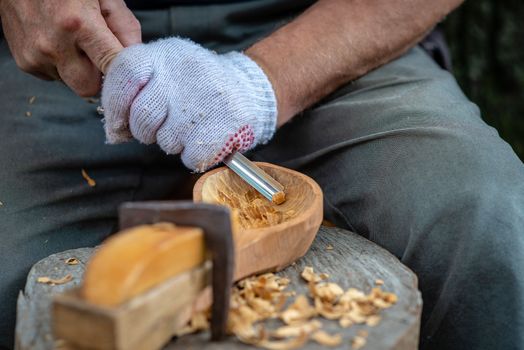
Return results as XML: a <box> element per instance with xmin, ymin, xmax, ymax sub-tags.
<box><xmin>15</xmin><ymin>226</ymin><xmax>422</xmax><ymax>350</ymax></box>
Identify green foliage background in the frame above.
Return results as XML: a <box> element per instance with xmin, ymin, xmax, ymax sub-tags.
<box><xmin>444</xmin><ymin>0</ymin><xmax>524</xmax><ymax>159</ymax></box>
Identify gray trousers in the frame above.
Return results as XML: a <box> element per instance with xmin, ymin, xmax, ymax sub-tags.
<box><xmin>1</xmin><ymin>2</ymin><xmax>523</xmax><ymax>349</ymax></box>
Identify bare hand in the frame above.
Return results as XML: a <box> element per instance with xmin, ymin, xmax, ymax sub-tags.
<box><xmin>0</xmin><ymin>0</ymin><xmax>141</xmax><ymax>96</ymax></box>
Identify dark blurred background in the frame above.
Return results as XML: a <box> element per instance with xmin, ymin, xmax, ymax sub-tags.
<box><xmin>444</xmin><ymin>0</ymin><xmax>524</xmax><ymax>159</ymax></box>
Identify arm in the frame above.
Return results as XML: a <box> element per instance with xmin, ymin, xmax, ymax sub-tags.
<box><xmin>101</xmin><ymin>0</ymin><xmax>464</xmax><ymax>172</ymax></box>
<box><xmin>245</xmin><ymin>0</ymin><xmax>464</xmax><ymax>126</ymax></box>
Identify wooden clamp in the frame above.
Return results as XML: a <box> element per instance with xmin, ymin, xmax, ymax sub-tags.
<box><xmin>53</xmin><ymin>202</ymin><xmax>235</xmax><ymax>349</ymax></box>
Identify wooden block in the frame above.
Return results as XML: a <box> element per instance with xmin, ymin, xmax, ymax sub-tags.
<box><xmin>53</xmin><ymin>262</ymin><xmax>210</xmax><ymax>350</ymax></box>
<box><xmin>82</xmin><ymin>223</ymin><xmax>206</xmax><ymax>307</ymax></box>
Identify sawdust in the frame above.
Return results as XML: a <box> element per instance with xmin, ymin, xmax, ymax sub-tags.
<box><xmin>37</xmin><ymin>274</ymin><xmax>73</xmax><ymax>286</ymax></box>
<box><xmin>29</xmin><ymin>96</ymin><xmax>36</xmax><ymax>104</ymax></box>
<box><xmin>181</xmin><ymin>267</ymin><xmax>398</xmax><ymax>349</ymax></box>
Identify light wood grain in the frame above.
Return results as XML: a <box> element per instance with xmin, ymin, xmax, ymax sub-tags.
<box><xmin>82</xmin><ymin>224</ymin><xmax>206</xmax><ymax>306</ymax></box>
<box><xmin>193</xmin><ymin>162</ymin><xmax>324</xmax><ymax>280</ymax></box>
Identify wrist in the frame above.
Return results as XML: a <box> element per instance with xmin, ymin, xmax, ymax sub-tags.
<box><xmin>224</xmin><ymin>51</ymin><xmax>278</xmax><ymax>144</ymax></box>
<box><xmin>245</xmin><ymin>46</ymin><xmax>297</xmax><ymax>127</ymax></box>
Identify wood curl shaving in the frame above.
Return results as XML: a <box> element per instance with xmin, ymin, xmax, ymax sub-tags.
<box><xmin>81</xmin><ymin>169</ymin><xmax>96</xmax><ymax>187</ymax></box>
<box><xmin>179</xmin><ymin>266</ymin><xmax>398</xmax><ymax>349</ymax></box>
<box><xmin>311</xmin><ymin>330</ymin><xmax>342</xmax><ymax>346</ymax></box>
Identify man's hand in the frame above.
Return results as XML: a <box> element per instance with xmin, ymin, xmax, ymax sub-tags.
<box><xmin>0</xmin><ymin>0</ymin><xmax>141</xmax><ymax>96</ymax></box>
<box><xmin>101</xmin><ymin>38</ymin><xmax>277</xmax><ymax>172</ymax></box>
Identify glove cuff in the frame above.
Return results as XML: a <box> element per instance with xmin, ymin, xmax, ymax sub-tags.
<box><xmin>223</xmin><ymin>52</ymin><xmax>278</xmax><ymax>145</ymax></box>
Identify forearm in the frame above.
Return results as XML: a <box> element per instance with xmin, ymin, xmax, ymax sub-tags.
<box><xmin>246</xmin><ymin>0</ymin><xmax>464</xmax><ymax>126</ymax></box>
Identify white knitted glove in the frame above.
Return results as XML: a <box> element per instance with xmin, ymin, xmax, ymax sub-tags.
<box><xmin>101</xmin><ymin>37</ymin><xmax>277</xmax><ymax>172</ymax></box>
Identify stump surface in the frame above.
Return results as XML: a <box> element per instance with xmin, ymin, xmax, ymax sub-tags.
<box><xmin>15</xmin><ymin>226</ymin><xmax>422</xmax><ymax>350</ymax></box>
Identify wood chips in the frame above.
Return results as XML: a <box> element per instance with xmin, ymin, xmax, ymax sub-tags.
<box><xmin>182</xmin><ymin>266</ymin><xmax>398</xmax><ymax>349</ymax></box>
<box><xmin>81</xmin><ymin>169</ymin><xmax>96</xmax><ymax>187</ymax></box>
<box><xmin>37</xmin><ymin>274</ymin><xmax>73</xmax><ymax>286</ymax></box>
<box><xmin>215</xmin><ymin>188</ymin><xmax>295</xmax><ymax>229</ymax></box>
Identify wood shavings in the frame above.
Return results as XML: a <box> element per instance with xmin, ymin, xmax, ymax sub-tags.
<box><xmin>29</xmin><ymin>96</ymin><xmax>36</xmax><ymax>104</ymax></box>
<box><xmin>65</xmin><ymin>258</ymin><xmax>79</xmax><ymax>265</ymax></box>
<box><xmin>256</xmin><ymin>332</ymin><xmax>309</xmax><ymax>350</ymax></box>
<box><xmin>300</xmin><ymin>266</ymin><xmax>328</xmax><ymax>283</ymax></box>
<box><xmin>271</xmin><ymin>191</ymin><xmax>286</xmax><ymax>205</ymax></box>
<box><xmin>375</xmin><ymin>279</ymin><xmax>384</xmax><ymax>286</ymax></box>
<box><xmin>81</xmin><ymin>169</ymin><xmax>96</xmax><ymax>187</ymax></box>
<box><xmin>0</xmin><ymin>201</ymin><xmax>3</xmax><ymax>207</ymax></box>
<box><xmin>351</xmin><ymin>334</ymin><xmax>367</xmax><ymax>349</ymax></box>
<box><xmin>180</xmin><ymin>267</ymin><xmax>398</xmax><ymax>349</ymax></box>
<box><xmin>351</xmin><ymin>330</ymin><xmax>369</xmax><ymax>349</ymax></box>
<box><xmin>215</xmin><ymin>188</ymin><xmax>294</xmax><ymax>229</ymax></box>
<box><xmin>202</xmin><ymin>169</ymin><xmax>299</xmax><ymax>229</ymax></box>
<box><xmin>37</xmin><ymin>274</ymin><xmax>73</xmax><ymax>285</ymax></box>
<box><xmin>311</xmin><ymin>330</ymin><xmax>342</xmax><ymax>346</ymax></box>
<box><xmin>325</xmin><ymin>244</ymin><xmax>334</xmax><ymax>251</ymax></box>
<box><xmin>280</xmin><ymin>295</ymin><xmax>317</xmax><ymax>325</ymax></box>
<box><xmin>25</xmin><ymin>111</ymin><xmax>32</xmax><ymax>117</ymax></box>
<box><xmin>339</xmin><ymin>317</ymin><xmax>353</xmax><ymax>328</ymax></box>
<box><xmin>310</xmin><ymin>282</ymin><xmax>344</xmax><ymax>303</ymax></box>
<box><xmin>271</xmin><ymin>320</ymin><xmax>321</xmax><ymax>338</ymax></box>
<box><xmin>366</xmin><ymin>315</ymin><xmax>381</xmax><ymax>326</ymax></box>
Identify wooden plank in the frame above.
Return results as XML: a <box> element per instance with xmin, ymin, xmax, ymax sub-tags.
<box><xmin>15</xmin><ymin>226</ymin><xmax>421</xmax><ymax>350</ymax></box>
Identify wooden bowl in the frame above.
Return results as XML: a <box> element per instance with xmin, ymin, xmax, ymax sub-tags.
<box><xmin>193</xmin><ymin>162</ymin><xmax>323</xmax><ymax>280</ymax></box>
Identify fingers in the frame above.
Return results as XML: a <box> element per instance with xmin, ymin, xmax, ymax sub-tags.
<box><xmin>76</xmin><ymin>15</ymin><xmax>124</xmax><ymax>74</ymax></box>
<box><xmin>129</xmin><ymin>80</ymin><xmax>169</xmax><ymax>144</ymax></box>
<box><xmin>57</xmin><ymin>50</ymin><xmax>102</xmax><ymax>96</ymax></box>
<box><xmin>100</xmin><ymin>0</ymin><xmax>142</xmax><ymax>47</ymax></box>
<box><xmin>101</xmin><ymin>45</ymin><xmax>153</xmax><ymax>144</ymax></box>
